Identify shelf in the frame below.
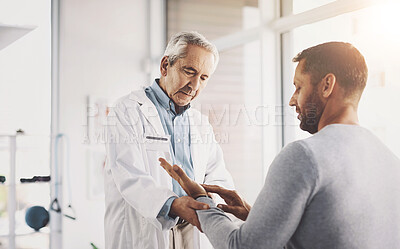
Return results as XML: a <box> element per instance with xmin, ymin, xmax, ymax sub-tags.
<box><xmin>0</xmin><ymin>134</ymin><xmax>50</xmax><ymax>151</ymax></box>
<box><xmin>0</xmin><ymin>24</ymin><xmax>36</xmax><ymax>51</ymax></box>
<box><xmin>0</xmin><ymin>227</ymin><xmax>50</xmax><ymax>238</ymax></box>
<box><xmin>0</xmin><ymin>146</ymin><xmax>49</xmax><ymax>152</ymax></box>
<box><xmin>0</xmin><ymin>182</ymin><xmax>50</xmax><ymax>187</ymax></box>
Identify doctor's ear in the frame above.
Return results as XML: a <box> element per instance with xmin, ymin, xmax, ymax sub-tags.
<box><xmin>160</xmin><ymin>56</ymin><xmax>169</xmax><ymax>77</ymax></box>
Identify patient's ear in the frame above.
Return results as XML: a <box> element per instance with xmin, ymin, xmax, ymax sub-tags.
<box><xmin>321</xmin><ymin>73</ymin><xmax>336</xmax><ymax>98</ymax></box>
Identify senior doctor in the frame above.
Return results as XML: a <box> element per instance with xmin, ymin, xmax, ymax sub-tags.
<box><xmin>104</xmin><ymin>31</ymin><xmax>234</xmax><ymax>249</ymax></box>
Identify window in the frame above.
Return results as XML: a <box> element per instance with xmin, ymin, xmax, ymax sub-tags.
<box><xmin>167</xmin><ymin>0</ymin><xmax>259</xmax><ymax>40</ymax></box>
<box><xmin>292</xmin><ymin>0</ymin><xmax>336</xmax><ymax>14</ymax></box>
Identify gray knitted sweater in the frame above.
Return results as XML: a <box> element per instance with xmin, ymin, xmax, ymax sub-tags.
<box><xmin>197</xmin><ymin>124</ymin><xmax>400</xmax><ymax>249</ymax></box>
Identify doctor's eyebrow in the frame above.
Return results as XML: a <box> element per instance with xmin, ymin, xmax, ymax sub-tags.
<box><xmin>182</xmin><ymin>66</ymin><xmax>197</xmax><ymax>73</ymax></box>
<box><xmin>182</xmin><ymin>66</ymin><xmax>209</xmax><ymax>79</ymax></box>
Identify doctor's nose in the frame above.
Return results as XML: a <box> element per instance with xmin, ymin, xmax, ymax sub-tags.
<box><xmin>188</xmin><ymin>77</ymin><xmax>201</xmax><ymax>92</ymax></box>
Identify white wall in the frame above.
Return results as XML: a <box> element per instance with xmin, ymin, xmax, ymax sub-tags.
<box><xmin>0</xmin><ymin>0</ymin><xmax>51</xmax><ymax>135</ymax></box>
<box><xmin>59</xmin><ymin>0</ymin><xmax>148</xmax><ymax>248</ymax></box>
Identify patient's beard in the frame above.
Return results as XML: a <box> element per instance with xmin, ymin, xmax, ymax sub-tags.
<box><xmin>300</xmin><ymin>90</ymin><xmax>324</xmax><ymax>134</ymax></box>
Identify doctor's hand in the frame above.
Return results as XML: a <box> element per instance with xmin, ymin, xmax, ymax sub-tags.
<box><xmin>202</xmin><ymin>184</ymin><xmax>251</xmax><ymax>221</ymax></box>
<box><xmin>159</xmin><ymin>158</ymin><xmax>207</xmax><ymax>198</ymax></box>
<box><xmin>169</xmin><ymin>196</ymin><xmax>209</xmax><ymax>232</ymax></box>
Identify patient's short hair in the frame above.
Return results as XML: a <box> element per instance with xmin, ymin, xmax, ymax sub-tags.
<box><xmin>293</xmin><ymin>42</ymin><xmax>368</xmax><ymax>99</ymax></box>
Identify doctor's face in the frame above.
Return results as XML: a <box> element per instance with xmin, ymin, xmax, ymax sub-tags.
<box><xmin>289</xmin><ymin>59</ymin><xmax>325</xmax><ymax>134</ymax></box>
<box><xmin>160</xmin><ymin>44</ymin><xmax>215</xmax><ymax>107</ymax></box>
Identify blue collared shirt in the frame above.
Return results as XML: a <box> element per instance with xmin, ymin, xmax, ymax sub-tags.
<box><xmin>145</xmin><ymin>79</ymin><xmax>195</xmax><ymax>220</ymax></box>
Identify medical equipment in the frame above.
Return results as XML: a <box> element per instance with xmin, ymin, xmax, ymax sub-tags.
<box><xmin>20</xmin><ymin>175</ymin><xmax>51</xmax><ymax>183</ymax></box>
<box><xmin>25</xmin><ymin>206</ymin><xmax>50</xmax><ymax>231</ymax></box>
<box><xmin>51</xmin><ymin>134</ymin><xmax>76</xmax><ymax>220</ymax></box>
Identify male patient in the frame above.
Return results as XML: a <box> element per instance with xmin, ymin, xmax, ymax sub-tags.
<box><xmin>160</xmin><ymin>42</ymin><xmax>400</xmax><ymax>249</ymax></box>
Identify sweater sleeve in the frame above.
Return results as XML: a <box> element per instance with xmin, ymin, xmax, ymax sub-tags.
<box><xmin>196</xmin><ymin>141</ymin><xmax>319</xmax><ymax>249</ymax></box>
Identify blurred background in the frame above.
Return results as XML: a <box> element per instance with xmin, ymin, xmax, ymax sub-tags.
<box><xmin>1</xmin><ymin>0</ymin><xmax>399</xmax><ymax>248</ymax></box>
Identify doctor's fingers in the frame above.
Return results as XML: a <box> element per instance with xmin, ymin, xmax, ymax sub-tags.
<box><xmin>202</xmin><ymin>185</ymin><xmax>242</xmax><ymax>205</ymax></box>
<box><xmin>216</xmin><ymin>204</ymin><xmax>248</xmax><ymax>221</ymax></box>
<box><xmin>202</xmin><ymin>184</ymin><xmax>233</xmax><ymax>197</ymax></box>
<box><xmin>187</xmin><ymin>198</ymin><xmax>210</xmax><ymax>210</ymax></box>
<box><xmin>217</xmin><ymin>203</ymin><xmax>239</xmax><ymax>213</ymax></box>
<box><xmin>186</xmin><ymin>213</ymin><xmax>203</xmax><ymax>232</ymax></box>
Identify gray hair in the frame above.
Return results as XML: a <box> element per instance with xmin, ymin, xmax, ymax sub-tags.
<box><xmin>163</xmin><ymin>31</ymin><xmax>219</xmax><ymax>69</ymax></box>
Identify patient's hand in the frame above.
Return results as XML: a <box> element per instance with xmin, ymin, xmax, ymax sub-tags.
<box><xmin>202</xmin><ymin>184</ymin><xmax>251</xmax><ymax>221</ymax></box>
<box><xmin>159</xmin><ymin>158</ymin><xmax>207</xmax><ymax>199</ymax></box>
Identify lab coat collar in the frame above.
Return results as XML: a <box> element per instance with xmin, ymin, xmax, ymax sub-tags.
<box><xmin>128</xmin><ymin>88</ymin><xmax>165</xmax><ymax>136</ymax></box>
<box><xmin>149</xmin><ymin>79</ymin><xmax>171</xmax><ymax>111</ymax></box>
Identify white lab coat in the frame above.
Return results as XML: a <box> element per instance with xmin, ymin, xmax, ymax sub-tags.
<box><xmin>104</xmin><ymin>89</ymin><xmax>234</xmax><ymax>249</ymax></box>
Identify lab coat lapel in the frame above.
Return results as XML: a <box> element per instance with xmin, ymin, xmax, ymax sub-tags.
<box><xmin>129</xmin><ymin>89</ymin><xmax>165</xmax><ymax>136</ymax></box>
<box><xmin>189</xmin><ymin>109</ymin><xmax>206</xmax><ymax>183</ymax></box>
<box><xmin>139</xmin><ymin>102</ymin><xmax>165</xmax><ymax>136</ymax></box>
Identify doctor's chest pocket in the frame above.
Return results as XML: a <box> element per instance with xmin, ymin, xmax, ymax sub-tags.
<box><xmin>143</xmin><ymin>134</ymin><xmax>172</xmax><ymax>177</ymax></box>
